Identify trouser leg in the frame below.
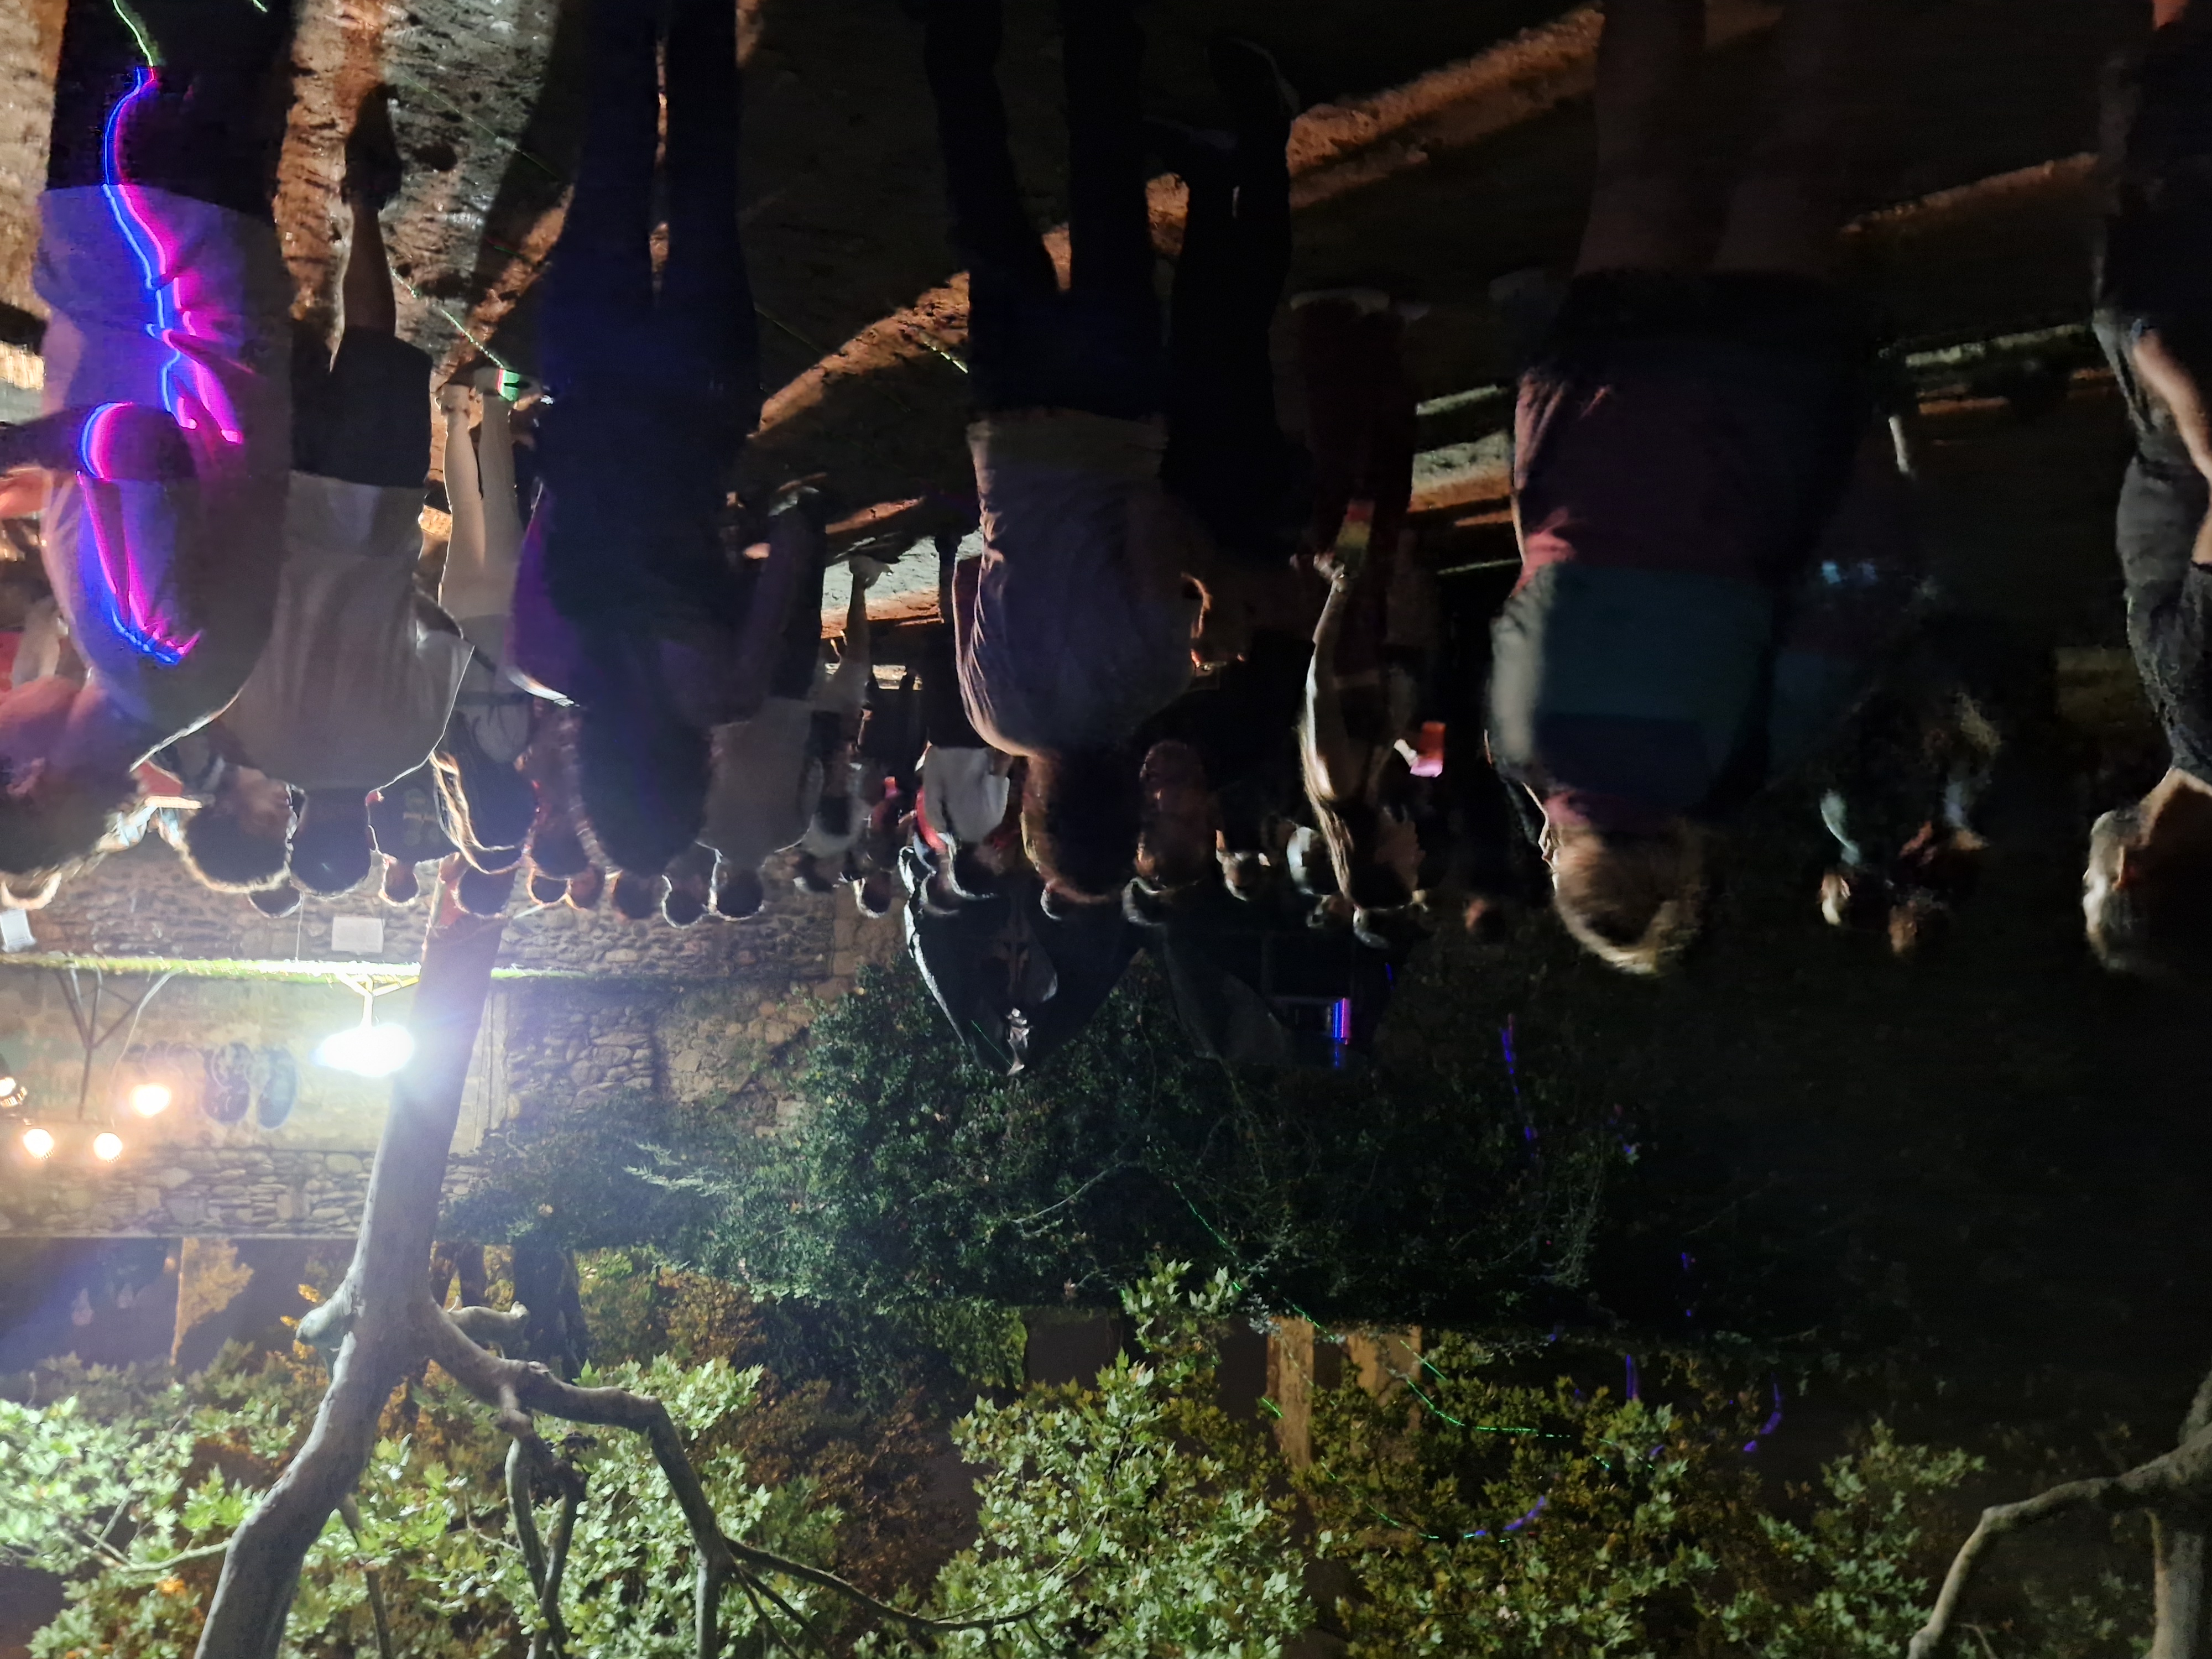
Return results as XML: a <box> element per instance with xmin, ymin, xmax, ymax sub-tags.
<box><xmin>46</xmin><ymin>0</ymin><xmax>295</xmax><ymax>217</ymax></box>
<box><xmin>1056</xmin><ymin>0</ymin><xmax>1161</xmax><ymax>416</ymax></box>
<box><xmin>661</xmin><ymin>0</ymin><xmax>761</xmax><ymax>442</ymax></box>
<box><xmin>1714</xmin><ymin>0</ymin><xmax>1885</xmax><ymax>276</ymax></box>
<box><xmin>540</xmin><ymin>0</ymin><xmax>660</xmax><ymax>392</ymax></box>
<box><xmin>1162</xmin><ymin>119</ymin><xmax>1296</xmax><ymax>559</ymax></box>
<box><xmin>768</xmin><ymin>547</ymin><xmax>830</xmax><ymax>702</ymax></box>
<box><xmin>1575</xmin><ymin>0</ymin><xmax>1706</xmax><ymax>275</ymax></box>
<box><xmin>922</xmin><ymin>0</ymin><xmax>1059</xmax><ymax>409</ymax></box>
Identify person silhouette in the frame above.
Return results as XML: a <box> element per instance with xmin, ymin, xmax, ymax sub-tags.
<box><xmin>2083</xmin><ymin>0</ymin><xmax>2212</xmax><ymax>978</ymax></box>
<box><xmin>0</xmin><ymin>0</ymin><xmax>298</xmax><ymax>891</ymax></box>
<box><xmin>1485</xmin><ymin>0</ymin><xmax>1919</xmax><ymax>973</ymax></box>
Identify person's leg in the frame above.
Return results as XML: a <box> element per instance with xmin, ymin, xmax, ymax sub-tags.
<box><xmin>769</xmin><ymin>539</ymin><xmax>832</xmax><ymax>704</ymax></box>
<box><xmin>539</xmin><ymin>0</ymin><xmax>661</xmax><ymax>390</ymax></box>
<box><xmin>1161</xmin><ymin>58</ymin><xmax>1297</xmax><ymax>561</ymax></box>
<box><xmin>1713</xmin><ymin>0</ymin><xmax>1882</xmax><ymax>276</ymax></box>
<box><xmin>440</xmin><ymin>384</ymin><xmax>488</xmax><ymax>611</ymax></box>
<box><xmin>1061</xmin><ymin>0</ymin><xmax>1151</xmax><ymax>304</ymax></box>
<box><xmin>341</xmin><ymin>196</ymin><xmax>398</xmax><ymax>335</ymax></box>
<box><xmin>922</xmin><ymin>0</ymin><xmax>1058</xmax><ymax>409</ymax></box>
<box><xmin>1057</xmin><ymin>0</ymin><xmax>1162</xmax><ymax>414</ymax></box>
<box><xmin>474</xmin><ymin>388</ymin><xmax>525</xmax><ymax>626</ymax></box>
<box><xmin>45</xmin><ymin>0</ymin><xmax>295</xmax><ymax>216</ymax></box>
<box><xmin>661</xmin><ymin>0</ymin><xmax>763</xmax><ymax>441</ymax></box>
<box><xmin>1575</xmin><ymin>0</ymin><xmax>1706</xmax><ymax>275</ymax></box>
<box><xmin>819</xmin><ymin>559</ymin><xmax>883</xmax><ymax>727</ymax></box>
<box><xmin>924</xmin><ymin>0</ymin><xmax>1057</xmax><ymax>293</ymax></box>
<box><xmin>437</xmin><ymin>373</ymin><xmax>527</xmax><ymax>658</ymax></box>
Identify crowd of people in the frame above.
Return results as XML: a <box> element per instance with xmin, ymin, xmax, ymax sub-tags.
<box><xmin>0</xmin><ymin>0</ymin><xmax>2206</xmax><ymax>1004</ymax></box>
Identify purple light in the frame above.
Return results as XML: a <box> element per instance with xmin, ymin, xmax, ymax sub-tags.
<box><xmin>1502</xmin><ymin>1495</ymin><xmax>1548</xmax><ymax>1533</ymax></box>
<box><xmin>1624</xmin><ymin>1353</ymin><xmax>1640</xmax><ymax>1401</ymax></box>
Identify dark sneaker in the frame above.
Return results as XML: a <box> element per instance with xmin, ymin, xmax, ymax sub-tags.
<box><xmin>343</xmin><ymin>85</ymin><xmax>404</xmax><ymax>208</ymax></box>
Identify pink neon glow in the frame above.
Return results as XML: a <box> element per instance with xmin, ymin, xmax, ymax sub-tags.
<box><xmin>84</xmin><ymin>67</ymin><xmax>211</xmax><ymax>665</ymax></box>
<box><xmin>102</xmin><ymin>69</ymin><xmax>243</xmax><ymax>442</ymax></box>
<box><xmin>77</xmin><ymin>401</ymin><xmax>131</xmax><ymax>478</ymax></box>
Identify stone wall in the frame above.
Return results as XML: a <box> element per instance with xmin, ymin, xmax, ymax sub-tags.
<box><xmin>0</xmin><ymin>876</ymin><xmax>906</xmax><ymax>1239</ymax></box>
<box><xmin>0</xmin><ymin>1144</ymin><xmax>479</xmax><ymax>1240</ymax></box>
<box><xmin>16</xmin><ymin>839</ymin><xmax>845</xmax><ymax>983</ymax></box>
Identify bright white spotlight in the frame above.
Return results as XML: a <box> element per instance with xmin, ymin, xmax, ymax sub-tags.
<box><xmin>314</xmin><ymin>1020</ymin><xmax>415</xmax><ymax>1078</ymax></box>
<box><xmin>20</xmin><ymin>1125</ymin><xmax>53</xmax><ymax>1159</ymax></box>
<box><xmin>0</xmin><ymin>1076</ymin><xmax>19</xmax><ymax>1102</ymax></box>
<box><xmin>129</xmin><ymin>1082</ymin><xmax>172</xmax><ymax>1117</ymax></box>
<box><xmin>92</xmin><ymin>1132</ymin><xmax>122</xmax><ymax>1162</ymax></box>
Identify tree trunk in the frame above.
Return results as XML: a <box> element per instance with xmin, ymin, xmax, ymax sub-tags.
<box><xmin>2153</xmin><ymin>1524</ymin><xmax>2209</xmax><ymax>1659</ymax></box>
<box><xmin>194</xmin><ymin>890</ymin><xmax>506</xmax><ymax>1659</ymax></box>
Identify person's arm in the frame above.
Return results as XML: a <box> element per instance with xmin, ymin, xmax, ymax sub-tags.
<box><xmin>2131</xmin><ymin>328</ymin><xmax>2212</xmax><ymax>564</ymax></box>
<box><xmin>0</xmin><ymin>405</ymin><xmax>193</xmax><ymax>482</ymax></box>
<box><xmin>1301</xmin><ymin>564</ymin><xmax>1371</xmax><ymax>809</ymax></box>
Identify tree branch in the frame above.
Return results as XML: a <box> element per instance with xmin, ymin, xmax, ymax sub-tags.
<box><xmin>195</xmin><ymin>893</ymin><xmax>507</xmax><ymax>1659</ymax></box>
<box><xmin>1911</xmin><ymin>1400</ymin><xmax>2212</xmax><ymax>1658</ymax></box>
<box><xmin>505</xmin><ymin>1439</ymin><xmax>553</xmax><ymax>1645</ymax></box>
<box><xmin>421</xmin><ymin>1304</ymin><xmax>1037</xmax><ymax>1639</ymax></box>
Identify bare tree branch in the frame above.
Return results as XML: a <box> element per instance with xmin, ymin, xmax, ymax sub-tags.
<box><xmin>505</xmin><ymin>1438</ymin><xmax>558</xmax><ymax>1658</ymax></box>
<box><xmin>195</xmin><ymin>870</ymin><xmax>1032</xmax><ymax>1658</ymax></box>
<box><xmin>1911</xmin><ymin>1361</ymin><xmax>2212</xmax><ymax>1659</ymax></box>
<box><xmin>422</xmin><ymin>1306</ymin><xmax>1039</xmax><ymax>1639</ymax></box>
<box><xmin>2153</xmin><ymin>1522</ymin><xmax>2208</xmax><ymax>1659</ymax></box>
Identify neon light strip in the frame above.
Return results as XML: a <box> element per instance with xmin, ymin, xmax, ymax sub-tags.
<box><xmin>81</xmin><ymin>67</ymin><xmax>207</xmax><ymax>665</ymax></box>
<box><xmin>77</xmin><ymin>401</ymin><xmax>131</xmax><ymax>477</ymax></box>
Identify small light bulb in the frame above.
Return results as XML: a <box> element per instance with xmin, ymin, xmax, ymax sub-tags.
<box><xmin>21</xmin><ymin>1125</ymin><xmax>54</xmax><ymax>1159</ymax></box>
<box><xmin>92</xmin><ymin>1132</ymin><xmax>122</xmax><ymax>1162</ymax></box>
<box><xmin>128</xmin><ymin>1083</ymin><xmax>172</xmax><ymax>1117</ymax></box>
<box><xmin>0</xmin><ymin>1076</ymin><xmax>18</xmax><ymax>1101</ymax></box>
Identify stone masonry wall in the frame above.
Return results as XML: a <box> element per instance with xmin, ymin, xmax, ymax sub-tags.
<box><xmin>18</xmin><ymin>840</ymin><xmax>842</xmax><ymax>983</ymax></box>
<box><xmin>0</xmin><ymin>1145</ymin><xmax>482</xmax><ymax>1239</ymax></box>
<box><xmin>0</xmin><ymin>875</ymin><xmax>906</xmax><ymax>1239</ymax></box>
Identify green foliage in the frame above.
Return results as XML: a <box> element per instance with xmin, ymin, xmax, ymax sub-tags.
<box><xmin>8</xmin><ymin>1266</ymin><xmax>2150</xmax><ymax>1659</ymax></box>
<box><xmin>687</xmin><ymin>959</ymin><xmax>1613</xmax><ymax>1335</ymax></box>
<box><xmin>575</xmin><ymin>1248</ymin><xmax>968</xmax><ymax>1597</ymax></box>
<box><xmin>442</xmin><ymin>1090</ymin><xmax>738</xmax><ymax>1255</ymax></box>
<box><xmin>871</xmin><ymin>1263</ymin><xmax>1312</xmax><ymax>1657</ymax></box>
<box><xmin>4</xmin><ymin>1343</ymin><xmax>836</xmax><ymax>1659</ymax></box>
<box><xmin>1301</xmin><ymin>1335</ymin><xmax>1981</xmax><ymax>1656</ymax></box>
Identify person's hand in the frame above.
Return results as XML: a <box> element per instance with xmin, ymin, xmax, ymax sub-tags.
<box><xmin>0</xmin><ymin>468</ymin><xmax>43</xmax><ymax>518</ymax></box>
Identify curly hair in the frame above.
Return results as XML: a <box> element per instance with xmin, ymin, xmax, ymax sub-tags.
<box><xmin>1548</xmin><ymin>819</ymin><xmax>1709</xmax><ymax>976</ymax></box>
<box><xmin>178</xmin><ymin>801</ymin><xmax>292</xmax><ymax>893</ymax></box>
<box><xmin>0</xmin><ymin>765</ymin><xmax>137</xmax><ymax>901</ymax></box>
